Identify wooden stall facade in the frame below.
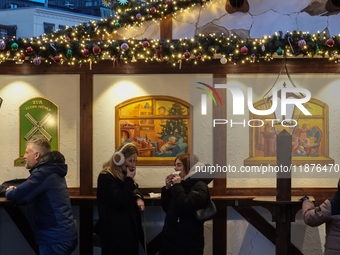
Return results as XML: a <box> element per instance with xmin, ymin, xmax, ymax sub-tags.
<box><xmin>1</xmin><ymin>15</ymin><xmax>340</xmax><ymax>255</ymax></box>
<box><xmin>1</xmin><ymin>57</ymin><xmax>340</xmax><ymax>255</ymax></box>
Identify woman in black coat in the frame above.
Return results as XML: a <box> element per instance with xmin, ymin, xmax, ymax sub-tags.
<box><xmin>96</xmin><ymin>143</ymin><xmax>145</xmax><ymax>255</ymax></box>
<box><xmin>159</xmin><ymin>154</ymin><xmax>213</xmax><ymax>255</ymax></box>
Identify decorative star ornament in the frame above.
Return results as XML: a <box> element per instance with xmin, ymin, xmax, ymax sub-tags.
<box><xmin>102</xmin><ymin>0</ymin><xmax>112</xmax><ymax>7</ymax></box>
<box><xmin>117</xmin><ymin>0</ymin><xmax>129</xmax><ymax>5</ymax></box>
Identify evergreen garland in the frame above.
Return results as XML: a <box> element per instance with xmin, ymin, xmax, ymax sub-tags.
<box><xmin>0</xmin><ymin>0</ymin><xmax>339</xmax><ymax>66</ymax></box>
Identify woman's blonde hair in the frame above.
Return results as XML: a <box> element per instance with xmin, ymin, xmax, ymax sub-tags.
<box><xmin>100</xmin><ymin>143</ymin><xmax>139</xmax><ymax>181</ymax></box>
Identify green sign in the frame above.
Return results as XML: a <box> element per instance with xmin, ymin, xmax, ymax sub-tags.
<box><xmin>14</xmin><ymin>97</ymin><xmax>59</xmax><ymax>166</ymax></box>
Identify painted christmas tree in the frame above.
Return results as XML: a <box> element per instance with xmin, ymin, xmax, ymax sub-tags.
<box><xmin>158</xmin><ymin>103</ymin><xmax>188</xmax><ymax>141</ymax></box>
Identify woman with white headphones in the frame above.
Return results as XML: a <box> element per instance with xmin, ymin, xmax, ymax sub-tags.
<box><xmin>96</xmin><ymin>143</ymin><xmax>146</xmax><ymax>255</ymax></box>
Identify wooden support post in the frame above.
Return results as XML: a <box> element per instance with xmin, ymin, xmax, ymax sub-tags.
<box><xmin>276</xmin><ymin>129</ymin><xmax>292</xmax><ymax>255</ymax></box>
<box><xmin>79</xmin><ymin>202</ymin><xmax>93</xmax><ymax>255</ymax></box>
<box><xmin>212</xmin><ymin>74</ymin><xmax>227</xmax><ymax>195</ymax></box>
<box><xmin>160</xmin><ymin>14</ymin><xmax>172</xmax><ymax>40</ymax></box>
<box><xmin>79</xmin><ymin>73</ymin><xmax>94</xmax><ymax>254</ymax></box>
<box><xmin>212</xmin><ymin>74</ymin><xmax>227</xmax><ymax>255</ymax></box>
<box><xmin>276</xmin><ymin>129</ymin><xmax>292</xmax><ymax>201</ymax></box>
<box><xmin>80</xmin><ymin>72</ymin><xmax>93</xmax><ymax>195</ymax></box>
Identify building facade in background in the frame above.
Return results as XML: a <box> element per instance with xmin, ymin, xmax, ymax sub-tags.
<box><xmin>0</xmin><ymin>0</ymin><xmax>110</xmax><ymax>39</ymax></box>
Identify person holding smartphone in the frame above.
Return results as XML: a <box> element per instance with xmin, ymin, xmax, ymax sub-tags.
<box><xmin>96</xmin><ymin>143</ymin><xmax>145</xmax><ymax>255</ymax></box>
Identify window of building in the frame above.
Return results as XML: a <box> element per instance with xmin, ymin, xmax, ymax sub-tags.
<box><xmin>0</xmin><ymin>25</ymin><xmax>16</xmax><ymax>39</ymax></box>
<box><xmin>85</xmin><ymin>0</ymin><xmax>99</xmax><ymax>6</ymax></box>
<box><xmin>44</xmin><ymin>23</ymin><xmax>55</xmax><ymax>34</ymax></box>
<box><xmin>0</xmin><ymin>29</ymin><xmax>7</xmax><ymax>39</ymax></box>
<box><xmin>58</xmin><ymin>25</ymin><xmax>66</xmax><ymax>31</ymax></box>
<box><xmin>10</xmin><ymin>3</ymin><xmax>18</xmax><ymax>8</ymax></box>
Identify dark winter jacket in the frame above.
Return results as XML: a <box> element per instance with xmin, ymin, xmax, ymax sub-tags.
<box><xmin>96</xmin><ymin>172</ymin><xmax>145</xmax><ymax>255</ymax></box>
<box><xmin>160</xmin><ymin>162</ymin><xmax>213</xmax><ymax>255</ymax></box>
<box><xmin>302</xmin><ymin>178</ymin><xmax>340</xmax><ymax>255</ymax></box>
<box><xmin>5</xmin><ymin>151</ymin><xmax>77</xmax><ymax>245</ymax></box>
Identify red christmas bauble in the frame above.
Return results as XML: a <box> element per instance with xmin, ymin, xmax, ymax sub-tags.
<box><xmin>26</xmin><ymin>47</ymin><xmax>33</xmax><ymax>55</ymax></box>
<box><xmin>82</xmin><ymin>49</ymin><xmax>90</xmax><ymax>57</ymax></box>
<box><xmin>65</xmin><ymin>36</ymin><xmax>71</xmax><ymax>41</ymax></box>
<box><xmin>93</xmin><ymin>45</ymin><xmax>101</xmax><ymax>54</ymax></box>
<box><xmin>240</xmin><ymin>46</ymin><xmax>248</xmax><ymax>55</ymax></box>
<box><xmin>19</xmin><ymin>53</ymin><xmax>26</xmax><ymax>60</ymax></box>
<box><xmin>150</xmin><ymin>7</ymin><xmax>157</xmax><ymax>14</ymax></box>
<box><xmin>183</xmin><ymin>51</ymin><xmax>191</xmax><ymax>59</ymax></box>
<box><xmin>197</xmin><ymin>55</ymin><xmax>202</xmax><ymax>60</ymax></box>
<box><xmin>142</xmin><ymin>41</ymin><xmax>150</xmax><ymax>48</ymax></box>
<box><xmin>165</xmin><ymin>0</ymin><xmax>171</xmax><ymax>5</ymax></box>
<box><xmin>54</xmin><ymin>55</ymin><xmax>61</xmax><ymax>63</ymax></box>
<box><xmin>327</xmin><ymin>38</ymin><xmax>335</xmax><ymax>47</ymax></box>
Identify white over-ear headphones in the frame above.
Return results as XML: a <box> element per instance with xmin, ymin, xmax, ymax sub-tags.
<box><xmin>113</xmin><ymin>143</ymin><xmax>135</xmax><ymax>166</ymax></box>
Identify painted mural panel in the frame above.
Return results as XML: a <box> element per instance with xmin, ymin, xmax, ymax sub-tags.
<box><xmin>116</xmin><ymin>96</ymin><xmax>190</xmax><ymax>165</ymax></box>
<box><xmin>14</xmin><ymin>97</ymin><xmax>59</xmax><ymax>166</ymax></box>
<box><xmin>245</xmin><ymin>97</ymin><xmax>333</xmax><ymax>165</ymax></box>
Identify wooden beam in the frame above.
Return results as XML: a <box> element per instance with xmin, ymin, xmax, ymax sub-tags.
<box><xmin>160</xmin><ymin>14</ymin><xmax>172</xmax><ymax>39</ymax></box>
<box><xmin>79</xmin><ymin>202</ymin><xmax>94</xmax><ymax>255</ymax></box>
<box><xmin>212</xmin><ymin>73</ymin><xmax>227</xmax><ymax>196</ymax></box>
<box><xmin>1</xmin><ymin>58</ymin><xmax>340</xmax><ymax>75</ymax></box>
<box><xmin>223</xmin><ymin>187</ymin><xmax>336</xmax><ymax>205</ymax></box>
<box><xmin>80</xmin><ymin>73</ymin><xmax>93</xmax><ymax>195</ymax></box>
<box><xmin>276</xmin><ymin>130</ymin><xmax>292</xmax><ymax>201</ymax></box>
<box><xmin>212</xmin><ymin>73</ymin><xmax>227</xmax><ymax>255</ymax></box>
<box><xmin>76</xmin><ymin>187</ymin><xmax>337</xmax><ymax>206</ymax></box>
<box><xmin>233</xmin><ymin>206</ymin><xmax>303</xmax><ymax>255</ymax></box>
<box><xmin>79</xmin><ymin>73</ymin><xmax>94</xmax><ymax>254</ymax></box>
<box><xmin>213</xmin><ymin>200</ymin><xmax>227</xmax><ymax>255</ymax></box>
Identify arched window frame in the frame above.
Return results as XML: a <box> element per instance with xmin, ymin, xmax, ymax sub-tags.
<box><xmin>115</xmin><ymin>95</ymin><xmax>191</xmax><ymax>166</ymax></box>
<box><xmin>244</xmin><ymin>97</ymin><xmax>334</xmax><ymax>166</ymax></box>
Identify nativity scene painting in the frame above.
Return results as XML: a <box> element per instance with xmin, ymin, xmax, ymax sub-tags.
<box><xmin>245</xmin><ymin>95</ymin><xmax>334</xmax><ymax>165</ymax></box>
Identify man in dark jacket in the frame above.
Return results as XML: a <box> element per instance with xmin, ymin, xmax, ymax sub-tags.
<box><xmin>5</xmin><ymin>136</ymin><xmax>78</xmax><ymax>255</ymax></box>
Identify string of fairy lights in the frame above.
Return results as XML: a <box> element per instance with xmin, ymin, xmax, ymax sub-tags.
<box><xmin>0</xmin><ymin>0</ymin><xmax>339</xmax><ymax>67</ymax></box>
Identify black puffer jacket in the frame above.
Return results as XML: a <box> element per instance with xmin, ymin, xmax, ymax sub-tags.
<box><xmin>96</xmin><ymin>172</ymin><xmax>145</xmax><ymax>255</ymax></box>
<box><xmin>160</xmin><ymin>163</ymin><xmax>213</xmax><ymax>255</ymax></box>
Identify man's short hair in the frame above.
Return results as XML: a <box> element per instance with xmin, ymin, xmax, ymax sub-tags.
<box><xmin>26</xmin><ymin>136</ymin><xmax>51</xmax><ymax>156</ymax></box>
